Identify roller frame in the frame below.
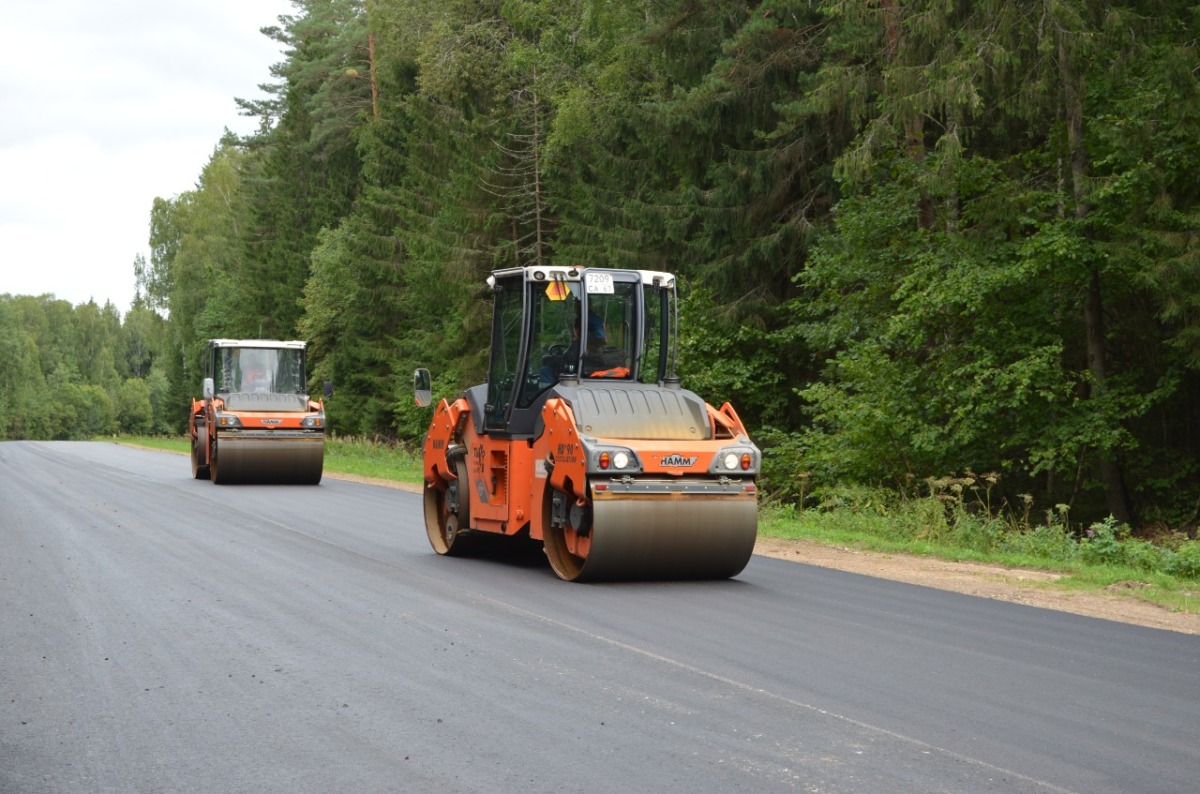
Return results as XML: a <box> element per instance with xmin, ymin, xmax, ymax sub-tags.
<box><xmin>190</xmin><ymin>400</ymin><xmax>326</xmax><ymax>486</ymax></box>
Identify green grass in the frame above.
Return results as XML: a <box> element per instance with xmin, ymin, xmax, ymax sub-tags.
<box><xmin>320</xmin><ymin>435</ymin><xmax>424</xmax><ymax>485</ymax></box>
<box><xmin>114</xmin><ymin>435</ymin><xmax>424</xmax><ymax>486</ymax></box>
<box><xmin>118</xmin><ymin>436</ymin><xmax>190</xmax><ymax>454</ymax></box>
<box><xmin>760</xmin><ymin>502</ymin><xmax>1200</xmax><ymax>615</ymax></box>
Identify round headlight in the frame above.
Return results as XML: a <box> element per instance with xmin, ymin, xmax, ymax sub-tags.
<box><xmin>723</xmin><ymin>452</ymin><xmax>739</xmax><ymax>470</ymax></box>
<box><xmin>613</xmin><ymin>451</ymin><xmax>630</xmax><ymax>470</ymax></box>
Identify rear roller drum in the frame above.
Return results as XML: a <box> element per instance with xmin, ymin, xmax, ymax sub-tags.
<box><xmin>543</xmin><ymin>489</ymin><xmax>591</xmax><ymax>581</ymax></box>
<box><xmin>209</xmin><ymin>437</ymin><xmax>225</xmax><ymax>484</ymax></box>
<box><xmin>191</xmin><ymin>424</ymin><xmax>210</xmax><ymax>480</ymax></box>
<box><xmin>425</xmin><ymin>458</ymin><xmax>472</xmax><ymax>556</ymax></box>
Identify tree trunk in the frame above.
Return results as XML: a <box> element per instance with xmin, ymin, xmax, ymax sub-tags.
<box><xmin>881</xmin><ymin>0</ymin><xmax>933</xmax><ymax>230</ymax></box>
<box><xmin>1062</xmin><ymin>37</ymin><xmax>1134</xmax><ymax>525</ymax></box>
<box><xmin>1083</xmin><ymin>267</ymin><xmax>1133</xmax><ymax>524</ymax></box>
<box><xmin>366</xmin><ymin>0</ymin><xmax>379</xmax><ymax>118</ymax></box>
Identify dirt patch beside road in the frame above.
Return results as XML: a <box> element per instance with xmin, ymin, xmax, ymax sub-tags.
<box><xmin>754</xmin><ymin>536</ymin><xmax>1200</xmax><ymax>635</ymax></box>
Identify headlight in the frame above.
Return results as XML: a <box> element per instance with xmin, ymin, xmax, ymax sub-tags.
<box><xmin>710</xmin><ymin>446</ymin><xmax>759</xmax><ymax>475</ymax></box>
<box><xmin>216</xmin><ymin>413</ymin><xmax>242</xmax><ymax>428</ymax></box>
<box><xmin>592</xmin><ymin>446</ymin><xmax>641</xmax><ymax>473</ymax></box>
<box><xmin>302</xmin><ymin>414</ymin><xmax>325</xmax><ymax>429</ymax></box>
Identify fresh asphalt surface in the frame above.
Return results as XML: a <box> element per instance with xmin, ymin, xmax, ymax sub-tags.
<box><xmin>1</xmin><ymin>442</ymin><xmax>1197</xmax><ymax>794</ymax></box>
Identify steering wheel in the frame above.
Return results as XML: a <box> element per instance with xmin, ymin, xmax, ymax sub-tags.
<box><xmin>545</xmin><ymin>343</ymin><xmax>568</xmax><ymax>358</ymax></box>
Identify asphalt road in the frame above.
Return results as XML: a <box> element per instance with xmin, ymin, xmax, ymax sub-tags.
<box><xmin>1</xmin><ymin>441</ymin><xmax>1197</xmax><ymax>794</ymax></box>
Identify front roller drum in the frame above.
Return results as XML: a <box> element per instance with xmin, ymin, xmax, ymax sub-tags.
<box><xmin>210</xmin><ymin>436</ymin><xmax>324</xmax><ymax>484</ymax></box>
<box><xmin>543</xmin><ymin>494</ymin><xmax>758</xmax><ymax>582</ymax></box>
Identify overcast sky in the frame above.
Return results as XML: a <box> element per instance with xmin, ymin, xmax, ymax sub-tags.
<box><xmin>1</xmin><ymin>0</ymin><xmax>296</xmax><ymax>316</ymax></box>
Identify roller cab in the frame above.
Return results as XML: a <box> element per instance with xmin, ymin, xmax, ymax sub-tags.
<box><xmin>419</xmin><ymin>267</ymin><xmax>760</xmax><ymax>582</ymax></box>
<box><xmin>190</xmin><ymin>339</ymin><xmax>328</xmax><ymax>484</ymax></box>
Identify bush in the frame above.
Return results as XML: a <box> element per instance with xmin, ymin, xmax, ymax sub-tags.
<box><xmin>755</xmin><ymin>426</ymin><xmax>809</xmax><ymax>504</ymax></box>
<box><xmin>1078</xmin><ymin>517</ymin><xmax>1181</xmax><ymax>575</ymax></box>
<box><xmin>1079</xmin><ymin>517</ymin><xmax>1128</xmax><ymax>566</ymax></box>
<box><xmin>117</xmin><ymin>378</ymin><xmax>153</xmax><ymax>435</ymax></box>
<box><xmin>998</xmin><ymin>524</ymin><xmax>1078</xmax><ymax>562</ymax></box>
<box><xmin>1165</xmin><ymin>541</ymin><xmax>1200</xmax><ymax>580</ymax></box>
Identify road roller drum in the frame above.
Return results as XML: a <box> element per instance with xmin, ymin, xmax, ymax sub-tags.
<box><xmin>544</xmin><ymin>491</ymin><xmax>758</xmax><ymax>582</ymax></box>
<box><xmin>211</xmin><ymin>436</ymin><xmax>324</xmax><ymax>484</ymax></box>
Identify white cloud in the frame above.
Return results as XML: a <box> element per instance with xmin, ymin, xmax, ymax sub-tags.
<box><xmin>0</xmin><ymin>0</ymin><xmax>295</xmax><ymax>315</ymax></box>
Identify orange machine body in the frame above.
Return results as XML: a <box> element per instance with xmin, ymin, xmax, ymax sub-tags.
<box><xmin>423</xmin><ymin>395</ymin><xmax>757</xmax><ymax>545</ymax></box>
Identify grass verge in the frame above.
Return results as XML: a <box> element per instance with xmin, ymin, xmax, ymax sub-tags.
<box><xmin>761</xmin><ymin>504</ymin><xmax>1199</xmax><ymax>615</ymax></box>
<box><xmin>114</xmin><ymin>435</ymin><xmax>424</xmax><ymax>486</ymax></box>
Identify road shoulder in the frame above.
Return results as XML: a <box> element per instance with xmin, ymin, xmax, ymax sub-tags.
<box><xmin>754</xmin><ymin>536</ymin><xmax>1199</xmax><ymax>635</ymax></box>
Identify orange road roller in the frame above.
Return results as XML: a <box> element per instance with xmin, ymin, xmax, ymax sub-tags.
<box><xmin>416</xmin><ymin>267</ymin><xmax>760</xmax><ymax>581</ymax></box>
<box><xmin>190</xmin><ymin>339</ymin><xmax>329</xmax><ymax>484</ymax></box>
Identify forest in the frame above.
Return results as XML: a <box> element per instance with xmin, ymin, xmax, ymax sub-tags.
<box><xmin>4</xmin><ymin>0</ymin><xmax>1200</xmax><ymax>535</ymax></box>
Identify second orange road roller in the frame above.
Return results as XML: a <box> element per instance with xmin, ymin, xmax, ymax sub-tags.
<box><xmin>190</xmin><ymin>339</ymin><xmax>329</xmax><ymax>484</ymax></box>
<box><xmin>416</xmin><ymin>266</ymin><xmax>760</xmax><ymax>581</ymax></box>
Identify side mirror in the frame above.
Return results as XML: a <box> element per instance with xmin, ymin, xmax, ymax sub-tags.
<box><xmin>203</xmin><ymin>377</ymin><xmax>214</xmax><ymax>400</ymax></box>
<box><xmin>414</xmin><ymin>368</ymin><xmax>432</xmax><ymax>407</ymax></box>
<box><xmin>323</xmin><ymin>381</ymin><xmax>334</xmax><ymax>398</ymax></box>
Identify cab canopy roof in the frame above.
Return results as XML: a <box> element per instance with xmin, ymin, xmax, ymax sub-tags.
<box><xmin>487</xmin><ymin>266</ymin><xmax>676</xmax><ymax>289</ymax></box>
<box><xmin>208</xmin><ymin>339</ymin><xmax>308</xmax><ymax>350</ymax></box>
